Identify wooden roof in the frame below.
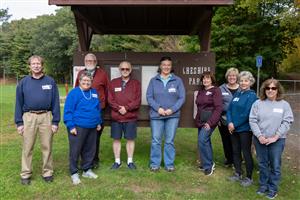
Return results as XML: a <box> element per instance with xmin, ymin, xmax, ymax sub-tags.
<box><xmin>49</xmin><ymin>0</ymin><xmax>233</xmax><ymax>51</ymax></box>
<box><xmin>49</xmin><ymin>0</ymin><xmax>234</xmax><ymax>6</ymax></box>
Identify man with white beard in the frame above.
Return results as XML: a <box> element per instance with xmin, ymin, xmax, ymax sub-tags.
<box><xmin>75</xmin><ymin>53</ymin><xmax>109</xmax><ymax>168</ymax></box>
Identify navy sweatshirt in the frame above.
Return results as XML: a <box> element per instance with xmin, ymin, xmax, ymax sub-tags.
<box><xmin>14</xmin><ymin>75</ymin><xmax>61</xmax><ymax>126</ymax></box>
<box><xmin>64</xmin><ymin>87</ymin><xmax>102</xmax><ymax>130</ymax></box>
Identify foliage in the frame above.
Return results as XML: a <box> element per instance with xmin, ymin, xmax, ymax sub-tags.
<box><xmin>211</xmin><ymin>0</ymin><xmax>300</xmax><ymax>83</ymax></box>
<box><xmin>0</xmin><ymin>8</ymin><xmax>11</xmax><ymax>23</ymax></box>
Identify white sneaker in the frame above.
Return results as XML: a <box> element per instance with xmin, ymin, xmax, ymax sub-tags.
<box><xmin>82</xmin><ymin>169</ymin><xmax>98</xmax><ymax>179</ymax></box>
<box><xmin>71</xmin><ymin>173</ymin><xmax>81</xmax><ymax>185</ymax></box>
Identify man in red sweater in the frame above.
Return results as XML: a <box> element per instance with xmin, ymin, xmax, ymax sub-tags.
<box><xmin>75</xmin><ymin>53</ymin><xmax>109</xmax><ymax>168</ymax></box>
<box><xmin>108</xmin><ymin>61</ymin><xmax>141</xmax><ymax>170</ymax></box>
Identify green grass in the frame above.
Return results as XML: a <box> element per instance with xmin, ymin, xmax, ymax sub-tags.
<box><xmin>0</xmin><ymin>84</ymin><xmax>299</xmax><ymax>200</ymax></box>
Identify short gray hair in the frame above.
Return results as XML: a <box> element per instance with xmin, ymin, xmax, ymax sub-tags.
<box><xmin>239</xmin><ymin>71</ymin><xmax>255</xmax><ymax>86</ymax></box>
<box><xmin>79</xmin><ymin>72</ymin><xmax>93</xmax><ymax>81</ymax></box>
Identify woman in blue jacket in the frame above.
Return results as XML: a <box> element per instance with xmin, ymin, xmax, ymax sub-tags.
<box><xmin>146</xmin><ymin>56</ymin><xmax>186</xmax><ymax>172</ymax></box>
<box><xmin>64</xmin><ymin>72</ymin><xmax>102</xmax><ymax>185</ymax></box>
<box><xmin>226</xmin><ymin>71</ymin><xmax>257</xmax><ymax>187</ymax></box>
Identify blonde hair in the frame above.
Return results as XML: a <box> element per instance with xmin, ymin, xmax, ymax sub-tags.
<box><xmin>28</xmin><ymin>55</ymin><xmax>44</xmax><ymax>65</ymax></box>
<box><xmin>225</xmin><ymin>67</ymin><xmax>239</xmax><ymax>80</ymax></box>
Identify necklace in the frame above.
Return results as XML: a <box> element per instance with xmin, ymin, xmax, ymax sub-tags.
<box><xmin>80</xmin><ymin>88</ymin><xmax>92</xmax><ymax>100</ymax></box>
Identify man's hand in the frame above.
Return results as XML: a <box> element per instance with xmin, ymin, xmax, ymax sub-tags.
<box><xmin>228</xmin><ymin>123</ymin><xmax>235</xmax><ymax>134</ymax></box>
<box><xmin>96</xmin><ymin>124</ymin><xmax>102</xmax><ymax>131</ymax></box>
<box><xmin>17</xmin><ymin>125</ymin><xmax>24</xmax><ymax>136</ymax></box>
<box><xmin>118</xmin><ymin>106</ymin><xmax>127</xmax><ymax>115</ymax></box>
<box><xmin>266</xmin><ymin>135</ymin><xmax>279</xmax><ymax>145</ymax></box>
<box><xmin>164</xmin><ymin>109</ymin><xmax>173</xmax><ymax>116</ymax></box>
<box><xmin>51</xmin><ymin>125</ymin><xmax>58</xmax><ymax>133</ymax></box>
<box><xmin>70</xmin><ymin>128</ymin><xmax>77</xmax><ymax>135</ymax></box>
<box><xmin>258</xmin><ymin>135</ymin><xmax>267</xmax><ymax>144</ymax></box>
<box><xmin>158</xmin><ymin>108</ymin><xmax>166</xmax><ymax>116</ymax></box>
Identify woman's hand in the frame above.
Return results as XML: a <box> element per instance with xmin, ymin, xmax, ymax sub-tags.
<box><xmin>96</xmin><ymin>124</ymin><xmax>102</xmax><ymax>131</ymax></box>
<box><xmin>228</xmin><ymin>123</ymin><xmax>235</xmax><ymax>134</ymax></box>
<box><xmin>164</xmin><ymin>109</ymin><xmax>173</xmax><ymax>116</ymax></box>
<box><xmin>258</xmin><ymin>135</ymin><xmax>267</xmax><ymax>144</ymax></box>
<box><xmin>204</xmin><ymin>123</ymin><xmax>211</xmax><ymax>130</ymax></box>
<box><xmin>158</xmin><ymin>108</ymin><xmax>166</xmax><ymax>116</ymax></box>
<box><xmin>266</xmin><ymin>135</ymin><xmax>279</xmax><ymax>145</ymax></box>
<box><xmin>70</xmin><ymin>128</ymin><xmax>77</xmax><ymax>135</ymax></box>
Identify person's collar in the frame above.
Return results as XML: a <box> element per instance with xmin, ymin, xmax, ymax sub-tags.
<box><xmin>31</xmin><ymin>73</ymin><xmax>44</xmax><ymax>79</ymax></box>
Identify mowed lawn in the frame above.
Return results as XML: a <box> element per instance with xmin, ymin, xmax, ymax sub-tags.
<box><xmin>0</xmin><ymin>84</ymin><xmax>299</xmax><ymax>200</ymax></box>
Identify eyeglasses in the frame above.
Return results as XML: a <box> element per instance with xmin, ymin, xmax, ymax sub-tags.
<box><xmin>120</xmin><ymin>68</ymin><xmax>130</xmax><ymax>72</ymax></box>
<box><xmin>265</xmin><ymin>87</ymin><xmax>277</xmax><ymax>91</ymax></box>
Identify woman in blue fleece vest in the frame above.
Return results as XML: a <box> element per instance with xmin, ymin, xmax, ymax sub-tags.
<box><xmin>226</xmin><ymin>71</ymin><xmax>257</xmax><ymax>187</ymax></box>
<box><xmin>64</xmin><ymin>72</ymin><xmax>102</xmax><ymax>185</ymax></box>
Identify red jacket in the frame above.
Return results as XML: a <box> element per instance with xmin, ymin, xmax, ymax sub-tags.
<box><xmin>195</xmin><ymin>86</ymin><xmax>222</xmax><ymax>128</ymax></box>
<box><xmin>108</xmin><ymin>77</ymin><xmax>141</xmax><ymax>122</ymax></box>
<box><xmin>75</xmin><ymin>67</ymin><xmax>109</xmax><ymax>109</ymax></box>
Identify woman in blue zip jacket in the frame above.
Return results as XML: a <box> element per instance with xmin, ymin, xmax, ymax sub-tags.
<box><xmin>146</xmin><ymin>56</ymin><xmax>186</xmax><ymax>172</ymax></box>
<box><xmin>64</xmin><ymin>72</ymin><xmax>102</xmax><ymax>185</ymax></box>
<box><xmin>226</xmin><ymin>71</ymin><xmax>257</xmax><ymax>187</ymax></box>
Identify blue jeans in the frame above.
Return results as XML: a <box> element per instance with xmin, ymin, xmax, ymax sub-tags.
<box><xmin>198</xmin><ymin>127</ymin><xmax>214</xmax><ymax>170</ymax></box>
<box><xmin>254</xmin><ymin>137</ymin><xmax>285</xmax><ymax>193</ymax></box>
<box><xmin>150</xmin><ymin>118</ymin><xmax>179</xmax><ymax>168</ymax></box>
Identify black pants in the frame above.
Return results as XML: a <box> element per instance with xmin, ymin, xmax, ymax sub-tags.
<box><xmin>218</xmin><ymin>123</ymin><xmax>233</xmax><ymax>164</ymax></box>
<box><xmin>93</xmin><ymin>124</ymin><xmax>103</xmax><ymax>164</ymax></box>
<box><xmin>68</xmin><ymin>127</ymin><xmax>97</xmax><ymax>175</ymax></box>
<box><xmin>230</xmin><ymin>131</ymin><xmax>253</xmax><ymax>179</ymax></box>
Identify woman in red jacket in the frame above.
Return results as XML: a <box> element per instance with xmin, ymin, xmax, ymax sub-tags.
<box><xmin>195</xmin><ymin>71</ymin><xmax>222</xmax><ymax>176</ymax></box>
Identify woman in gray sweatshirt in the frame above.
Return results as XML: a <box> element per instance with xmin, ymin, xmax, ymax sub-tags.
<box><xmin>249</xmin><ymin>79</ymin><xmax>294</xmax><ymax>199</ymax></box>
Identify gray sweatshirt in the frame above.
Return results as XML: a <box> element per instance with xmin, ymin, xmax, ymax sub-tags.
<box><xmin>249</xmin><ymin>99</ymin><xmax>294</xmax><ymax>138</ymax></box>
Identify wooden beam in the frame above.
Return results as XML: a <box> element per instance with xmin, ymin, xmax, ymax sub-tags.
<box><xmin>49</xmin><ymin>0</ymin><xmax>234</xmax><ymax>6</ymax></box>
<box><xmin>198</xmin><ymin>7</ymin><xmax>213</xmax><ymax>52</ymax></box>
<box><xmin>74</xmin><ymin>13</ymin><xmax>93</xmax><ymax>51</ymax></box>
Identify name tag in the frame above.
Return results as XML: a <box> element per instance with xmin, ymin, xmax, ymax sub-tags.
<box><xmin>273</xmin><ymin>108</ymin><xmax>283</xmax><ymax>113</ymax></box>
<box><xmin>206</xmin><ymin>91</ymin><xmax>212</xmax><ymax>95</ymax></box>
<box><xmin>42</xmin><ymin>85</ymin><xmax>52</xmax><ymax>90</ymax></box>
<box><xmin>92</xmin><ymin>94</ymin><xmax>98</xmax><ymax>98</ymax></box>
<box><xmin>114</xmin><ymin>87</ymin><xmax>122</xmax><ymax>92</ymax></box>
<box><xmin>233</xmin><ymin>97</ymin><xmax>239</xmax><ymax>102</ymax></box>
<box><xmin>222</xmin><ymin>92</ymin><xmax>229</xmax><ymax>95</ymax></box>
<box><xmin>168</xmin><ymin>88</ymin><xmax>176</xmax><ymax>93</ymax></box>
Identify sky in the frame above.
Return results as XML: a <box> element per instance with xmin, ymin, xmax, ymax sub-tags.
<box><xmin>1</xmin><ymin>0</ymin><xmax>60</xmax><ymax>22</ymax></box>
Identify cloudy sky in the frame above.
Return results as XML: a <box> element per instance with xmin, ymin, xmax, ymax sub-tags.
<box><xmin>1</xmin><ymin>0</ymin><xmax>60</xmax><ymax>21</ymax></box>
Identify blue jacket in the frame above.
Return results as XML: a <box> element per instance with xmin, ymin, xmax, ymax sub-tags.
<box><xmin>14</xmin><ymin>75</ymin><xmax>60</xmax><ymax>126</ymax></box>
<box><xmin>146</xmin><ymin>74</ymin><xmax>186</xmax><ymax>119</ymax></box>
<box><xmin>226</xmin><ymin>89</ymin><xmax>257</xmax><ymax>133</ymax></box>
<box><xmin>64</xmin><ymin>87</ymin><xmax>102</xmax><ymax>130</ymax></box>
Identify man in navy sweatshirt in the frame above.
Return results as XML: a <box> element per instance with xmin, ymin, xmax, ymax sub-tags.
<box><xmin>15</xmin><ymin>55</ymin><xmax>60</xmax><ymax>185</ymax></box>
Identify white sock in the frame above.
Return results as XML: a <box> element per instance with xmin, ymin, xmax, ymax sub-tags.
<box><xmin>127</xmin><ymin>157</ymin><xmax>133</xmax><ymax>164</ymax></box>
<box><xmin>115</xmin><ymin>158</ymin><xmax>121</xmax><ymax>164</ymax></box>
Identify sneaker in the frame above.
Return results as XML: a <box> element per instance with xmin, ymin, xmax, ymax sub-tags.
<box><xmin>240</xmin><ymin>177</ymin><xmax>253</xmax><ymax>187</ymax></box>
<box><xmin>204</xmin><ymin>163</ymin><xmax>215</xmax><ymax>176</ymax></box>
<box><xmin>256</xmin><ymin>187</ymin><xmax>268</xmax><ymax>196</ymax></box>
<box><xmin>224</xmin><ymin>160</ymin><xmax>233</xmax><ymax>167</ymax></box>
<box><xmin>127</xmin><ymin>162</ymin><xmax>137</xmax><ymax>170</ymax></box>
<box><xmin>266</xmin><ymin>191</ymin><xmax>278</xmax><ymax>199</ymax></box>
<box><xmin>198</xmin><ymin>165</ymin><xmax>204</xmax><ymax>171</ymax></box>
<box><xmin>21</xmin><ymin>178</ymin><xmax>31</xmax><ymax>185</ymax></box>
<box><xmin>71</xmin><ymin>173</ymin><xmax>81</xmax><ymax>185</ymax></box>
<box><xmin>111</xmin><ymin>162</ymin><xmax>122</xmax><ymax>170</ymax></box>
<box><xmin>150</xmin><ymin>166</ymin><xmax>160</xmax><ymax>172</ymax></box>
<box><xmin>165</xmin><ymin>166</ymin><xmax>175</xmax><ymax>172</ymax></box>
<box><xmin>82</xmin><ymin>169</ymin><xmax>98</xmax><ymax>179</ymax></box>
<box><xmin>227</xmin><ymin>172</ymin><xmax>242</xmax><ymax>182</ymax></box>
<box><xmin>43</xmin><ymin>176</ymin><xmax>53</xmax><ymax>183</ymax></box>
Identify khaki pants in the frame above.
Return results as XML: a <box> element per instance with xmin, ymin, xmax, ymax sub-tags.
<box><xmin>21</xmin><ymin>112</ymin><xmax>53</xmax><ymax>179</ymax></box>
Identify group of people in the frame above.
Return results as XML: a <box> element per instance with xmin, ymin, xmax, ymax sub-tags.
<box><xmin>15</xmin><ymin>54</ymin><xmax>294</xmax><ymax>199</ymax></box>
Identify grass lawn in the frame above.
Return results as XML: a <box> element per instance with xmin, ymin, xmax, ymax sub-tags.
<box><xmin>0</xmin><ymin>84</ymin><xmax>299</xmax><ymax>200</ymax></box>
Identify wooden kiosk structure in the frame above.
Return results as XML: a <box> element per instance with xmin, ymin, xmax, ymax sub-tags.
<box><xmin>49</xmin><ymin>0</ymin><xmax>234</xmax><ymax>127</ymax></box>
